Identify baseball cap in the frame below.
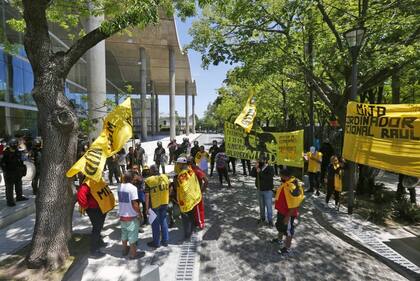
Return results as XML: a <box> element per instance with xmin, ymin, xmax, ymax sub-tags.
<box><xmin>176</xmin><ymin>157</ymin><xmax>187</xmax><ymax>164</ymax></box>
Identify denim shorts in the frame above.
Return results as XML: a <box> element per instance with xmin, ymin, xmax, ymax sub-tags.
<box><xmin>121</xmin><ymin>218</ymin><xmax>139</xmax><ymax>245</ymax></box>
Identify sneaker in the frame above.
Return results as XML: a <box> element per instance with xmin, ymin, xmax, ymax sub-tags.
<box><xmin>99</xmin><ymin>240</ymin><xmax>108</xmax><ymax>248</ymax></box>
<box><xmin>315</xmin><ymin>191</ymin><xmax>320</xmax><ymax>196</ymax></box>
<box><xmin>16</xmin><ymin>196</ymin><xmax>28</xmax><ymax>201</ymax></box>
<box><xmin>147</xmin><ymin>241</ymin><xmax>160</xmax><ymax>248</ymax></box>
<box><xmin>268</xmin><ymin>222</ymin><xmax>274</xmax><ymax>228</ymax></box>
<box><xmin>271</xmin><ymin>238</ymin><xmax>283</xmax><ymax>245</ymax></box>
<box><xmin>90</xmin><ymin>250</ymin><xmax>106</xmax><ymax>259</ymax></box>
<box><xmin>162</xmin><ymin>241</ymin><xmax>168</xmax><ymax>247</ymax></box>
<box><xmin>277</xmin><ymin>247</ymin><xmax>290</xmax><ymax>256</ymax></box>
<box><xmin>129</xmin><ymin>251</ymin><xmax>146</xmax><ymax>260</ymax></box>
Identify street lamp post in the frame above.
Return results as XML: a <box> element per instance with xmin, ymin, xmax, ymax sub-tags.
<box><xmin>344</xmin><ymin>26</ymin><xmax>365</xmax><ymax>215</ymax></box>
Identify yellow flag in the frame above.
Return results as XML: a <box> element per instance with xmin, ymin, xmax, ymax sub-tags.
<box><xmin>343</xmin><ymin>102</ymin><xmax>420</xmax><ymax>177</ymax></box>
<box><xmin>234</xmin><ymin>90</ymin><xmax>257</xmax><ymax>133</ymax></box>
<box><xmin>177</xmin><ymin>168</ymin><xmax>202</xmax><ymax>213</ymax></box>
<box><xmin>84</xmin><ymin>177</ymin><xmax>115</xmax><ymax>214</ymax></box>
<box><xmin>66</xmin><ymin>98</ymin><xmax>133</xmax><ymax>182</ymax></box>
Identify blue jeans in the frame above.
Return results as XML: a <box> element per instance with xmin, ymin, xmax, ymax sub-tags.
<box><xmin>152</xmin><ymin>204</ymin><xmax>169</xmax><ymax>246</ymax></box>
<box><xmin>258</xmin><ymin>190</ymin><xmax>273</xmax><ymax>223</ymax></box>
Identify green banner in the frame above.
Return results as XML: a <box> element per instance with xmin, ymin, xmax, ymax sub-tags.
<box><xmin>224</xmin><ymin>122</ymin><xmax>304</xmax><ymax>168</ymax></box>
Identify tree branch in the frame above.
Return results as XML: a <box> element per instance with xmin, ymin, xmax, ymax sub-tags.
<box><xmin>316</xmin><ymin>0</ymin><xmax>344</xmax><ymax>51</ymax></box>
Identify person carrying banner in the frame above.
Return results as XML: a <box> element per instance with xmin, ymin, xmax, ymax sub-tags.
<box><xmin>304</xmin><ymin>146</ymin><xmax>323</xmax><ymax>195</ymax></box>
<box><xmin>195</xmin><ymin>145</ymin><xmax>210</xmax><ymax>175</ymax></box>
<box><xmin>174</xmin><ymin>156</ymin><xmax>202</xmax><ymax>239</ymax></box>
<box><xmin>77</xmin><ymin>176</ymin><xmax>108</xmax><ymax>258</ymax></box>
<box><xmin>144</xmin><ymin>165</ymin><xmax>170</xmax><ymax>248</ymax></box>
<box><xmin>209</xmin><ymin>140</ymin><xmax>219</xmax><ymax>177</ymax></box>
<box><xmin>188</xmin><ymin>156</ymin><xmax>208</xmax><ymax>230</ymax></box>
<box><xmin>117</xmin><ymin>171</ymin><xmax>145</xmax><ymax>259</ymax></box>
<box><xmin>250</xmin><ymin>155</ymin><xmax>275</xmax><ymax>227</ymax></box>
<box><xmin>273</xmin><ymin>168</ymin><xmax>304</xmax><ymax>256</ymax></box>
<box><xmin>326</xmin><ymin>156</ymin><xmax>344</xmax><ymax>211</ymax></box>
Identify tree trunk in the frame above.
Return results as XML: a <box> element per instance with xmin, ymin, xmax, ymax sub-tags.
<box><xmin>392</xmin><ymin>70</ymin><xmax>400</xmax><ymax>104</ymax></box>
<box><xmin>26</xmin><ymin>74</ymin><xmax>78</xmax><ymax>270</ymax></box>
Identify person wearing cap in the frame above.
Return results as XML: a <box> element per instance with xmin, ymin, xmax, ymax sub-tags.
<box><xmin>174</xmin><ymin>156</ymin><xmax>201</xmax><ymax>239</ymax></box>
<box><xmin>0</xmin><ymin>138</ymin><xmax>28</xmax><ymax>206</ymax></box>
<box><xmin>154</xmin><ymin>141</ymin><xmax>166</xmax><ymax>174</ymax></box>
<box><xmin>273</xmin><ymin>169</ymin><xmax>304</xmax><ymax>256</ymax></box>
<box><xmin>188</xmin><ymin>156</ymin><xmax>208</xmax><ymax>229</ymax></box>
<box><xmin>250</xmin><ymin>155</ymin><xmax>275</xmax><ymax>227</ymax></box>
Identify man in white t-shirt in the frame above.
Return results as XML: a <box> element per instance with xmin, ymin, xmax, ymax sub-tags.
<box><xmin>118</xmin><ymin>171</ymin><xmax>145</xmax><ymax>259</ymax></box>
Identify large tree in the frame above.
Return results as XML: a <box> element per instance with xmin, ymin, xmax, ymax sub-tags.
<box><xmin>11</xmin><ymin>0</ymin><xmax>203</xmax><ymax>270</ymax></box>
<box><xmin>188</xmin><ymin>0</ymin><xmax>420</xmax><ymax>123</ymax></box>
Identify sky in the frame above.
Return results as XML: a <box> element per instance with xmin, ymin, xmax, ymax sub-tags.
<box><xmin>158</xmin><ymin>16</ymin><xmax>234</xmax><ymax>118</ymax></box>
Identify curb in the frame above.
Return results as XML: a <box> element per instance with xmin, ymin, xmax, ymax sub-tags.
<box><xmin>311</xmin><ymin>202</ymin><xmax>420</xmax><ymax>281</ymax></box>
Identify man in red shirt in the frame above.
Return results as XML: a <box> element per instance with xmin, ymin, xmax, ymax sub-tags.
<box><xmin>187</xmin><ymin>156</ymin><xmax>208</xmax><ymax>230</ymax></box>
<box><xmin>273</xmin><ymin>169</ymin><xmax>304</xmax><ymax>256</ymax></box>
<box><xmin>77</xmin><ymin>175</ymin><xmax>107</xmax><ymax>258</ymax></box>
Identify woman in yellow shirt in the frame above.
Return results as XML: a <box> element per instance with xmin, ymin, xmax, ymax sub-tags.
<box><xmin>325</xmin><ymin>156</ymin><xmax>344</xmax><ymax>211</ymax></box>
<box><xmin>304</xmin><ymin>146</ymin><xmax>323</xmax><ymax>195</ymax></box>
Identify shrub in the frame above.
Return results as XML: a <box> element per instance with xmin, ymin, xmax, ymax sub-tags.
<box><xmin>392</xmin><ymin>197</ymin><xmax>420</xmax><ymax>223</ymax></box>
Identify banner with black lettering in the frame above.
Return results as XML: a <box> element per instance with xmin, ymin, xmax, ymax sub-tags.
<box><xmin>234</xmin><ymin>91</ymin><xmax>257</xmax><ymax>133</ymax></box>
<box><xmin>343</xmin><ymin>102</ymin><xmax>420</xmax><ymax>177</ymax></box>
<box><xmin>224</xmin><ymin>122</ymin><xmax>304</xmax><ymax>168</ymax></box>
<box><xmin>66</xmin><ymin>98</ymin><xmax>133</xmax><ymax>182</ymax></box>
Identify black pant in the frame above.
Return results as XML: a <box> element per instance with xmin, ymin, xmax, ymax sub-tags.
<box><xmin>181</xmin><ymin>210</ymin><xmax>195</xmax><ymax>239</ymax></box>
<box><xmin>5</xmin><ymin>173</ymin><xmax>23</xmax><ymax>204</ymax></box>
<box><xmin>141</xmin><ymin>201</ymin><xmax>148</xmax><ymax>225</ymax></box>
<box><xmin>86</xmin><ymin>208</ymin><xmax>106</xmax><ymax>252</ymax></box>
<box><xmin>228</xmin><ymin>157</ymin><xmax>236</xmax><ymax>174</ymax></box>
<box><xmin>108</xmin><ymin>166</ymin><xmax>120</xmax><ymax>184</ymax></box>
<box><xmin>210</xmin><ymin>159</ymin><xmax>216</xmax><ymax>176</ymax></box>
<box><xmin>241</xmin><ymin>159</ymin><xmax>251</xmax><ymax>175</ymax></box>
<box><xmin>120</xmin><ymin>165</ymin><xmax>126</xmax><ymax>174</ymax></box>
<box><xmin>217</xmin><ymin>167</ymin><xmax>231</xmax><ymax>186</ymax></box>
<box><xmin>31</xmin><ymin>167</ymin><xmax>40</xmax><ymax>195</ymax></box>
<box><xmin>308</xmin><ymin>172</ymin><xmax>320</xmax><ymax>191</ymax></box>
<box><xmin>156</xmin><ymin>162</ymin><xmax>165</xmax><ymax>174</ymax></box>
<box><xmin>320</xmin><ymin>165</ymin><xmax>328</xmax><ymax>187</ymax></box>
<box><xmin>326</xmin><ymin>185</ymin><xmax>340</xmax><ymax>205</ymax></box>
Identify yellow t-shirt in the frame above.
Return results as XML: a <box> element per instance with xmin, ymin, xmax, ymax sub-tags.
<box><xmin>333</xmin><ymin>163</ymin><xmax>343</xmax><ymax>192</ymax></box>
<box><xmin>307</xmin><ymin>151</ymin><xmax>322</xmax><ymax>173</ymax></box>
<box><xmin>195</xmin><ymin>151</ymin><xmax>209</xmax><ymax>164</ymax></box>
<box><xmin>145</xmin><ymin>174</ymin><xmax>170</xmax><ymax>209</ymax></box>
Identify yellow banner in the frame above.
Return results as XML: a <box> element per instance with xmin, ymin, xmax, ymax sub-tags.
<box><xmin>84</xmin><ymin>178</ymin><xmax>115</xmax><ymax>214</ymax></box>
<box><xmin>234</xmin><ymin>90</ymin><xmax>257</xmax><ymax>133</ymax></box>
<box><xmin>177</xmin><ymin>168</ymin><xmax>202</xmax><ymax>213</ymax></box>
<box><xmin>224</xmin><ymin>122</ymin><xmax>304</xmax><ymax>168</ymax></box>
<box><xmin>343</xmin><ymin>102</ymin><xmax>420</xmax><ymax>177</ymax></box>
<box><xmin>66</xmin><ymin>98</ymin><xmax>133</xmax><ymax>182</ymax></box>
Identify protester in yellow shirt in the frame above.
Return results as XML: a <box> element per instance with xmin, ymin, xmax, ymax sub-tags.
<box><xmin>304</xmin><ymin>146</ymin><xmax>323</xmax><ymax>195</ymax></box>
<box><xmin>326</xmin><ymin>156</ymin><xmax>344</xmax><ymax>211</ymax></box>
<box><xmin>145</xmin><ymin>165</ymin><xmax>170</xmax><ymax>248</ymax></box>
<box><xmin>195</xmin><ymin>146</ymin><xmax>210</xmax><ymax>175</ymax></box>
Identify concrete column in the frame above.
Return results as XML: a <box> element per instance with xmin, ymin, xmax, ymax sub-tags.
<box><xmin>169</xmin><ymin>47</ymin><xmax>176</xmax><ymax>139</ymax></box>
<box><xmin>192</xmin><ymin>93</ymin><xmax>196</xmax><ymax>134</ymax></box>
<box><xmin>140</xmin><ymin>47</ymin><xmax>148</xmax><ymax>141</ymax></box>
<box><xmin>155</xmin><ymin>94</ymin><xmax>159</xmax><ymax>133</ymax></box>
<box><xmin>150</xmin><ymin>81</ymin><xmax>156</xmax><ymax>135</ymax></box>
<box><xmin>86</xmin><ymin>14</ymin><xmax>106</xmax><ymax>140</ymax></box>
<box><xmin>185</xmin><ymin>81</ymin><xmax>190</xmax><ymax>136</ymax></box>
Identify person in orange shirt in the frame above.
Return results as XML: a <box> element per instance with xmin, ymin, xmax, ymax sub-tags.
<box><xmin>304</xmin><ymin>146</ymin><xmax>323</xmax><ymax>195</ymax></box>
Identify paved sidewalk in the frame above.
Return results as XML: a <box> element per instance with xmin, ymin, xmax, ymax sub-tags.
<box><xmin>0</xmin><ymin>133</ymin><xmax>202</xmax><ymax>281</ymax></box>
<box><xmin>198</xmin><ymin>172</ymin><xmax>408</xmax><ymax>281</ymax></box>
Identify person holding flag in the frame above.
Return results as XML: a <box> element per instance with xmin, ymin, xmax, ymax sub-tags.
<box><xmin>273</xmin><ymin>169</ymin><xmax>304</xmax><ymax>257</ymax></box>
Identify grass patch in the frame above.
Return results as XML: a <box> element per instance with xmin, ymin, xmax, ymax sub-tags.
<box><xmin>0</xmin><ymin>233</ymin><xmax>90</xmax><ymax>281</ymax></box>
